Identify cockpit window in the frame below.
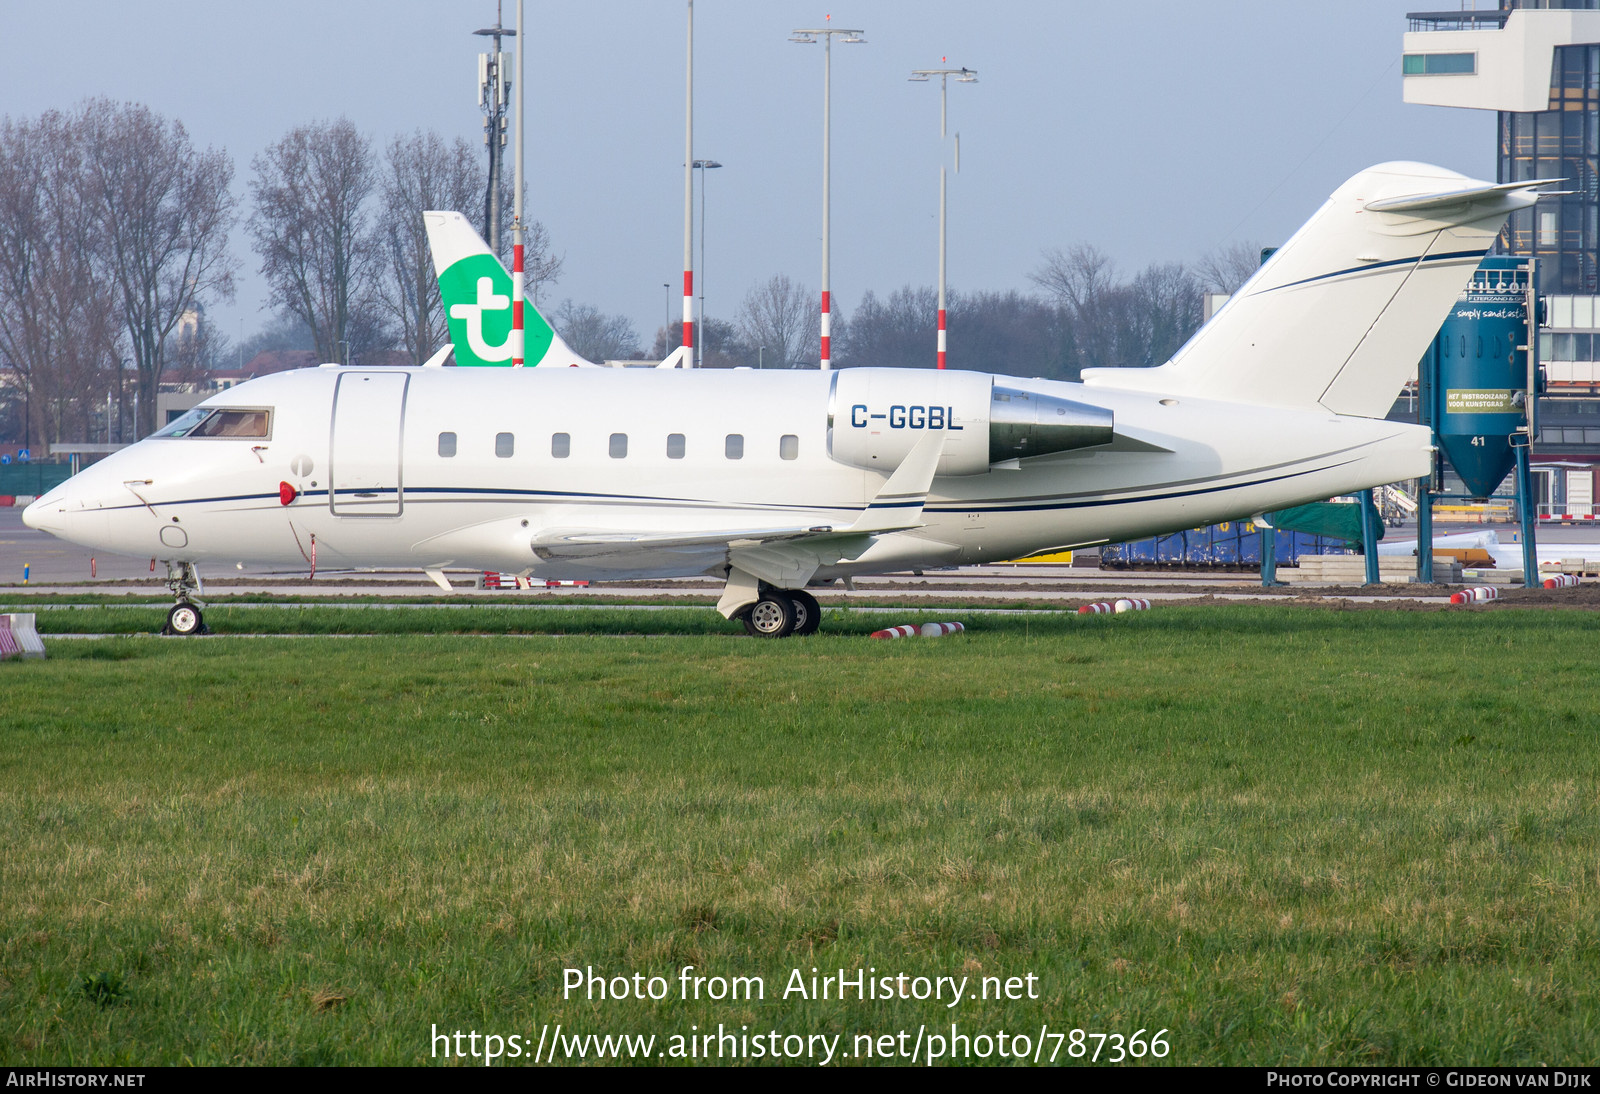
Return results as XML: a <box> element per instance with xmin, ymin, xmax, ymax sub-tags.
<box><xmin>154</xmin><ymin>407</ymin><xmax>272</xmax><ymax>439</ymax></box>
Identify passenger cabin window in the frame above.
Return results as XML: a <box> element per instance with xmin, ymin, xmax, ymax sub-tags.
<box><xmin>725</xmin><ymin>434</ymin><xmax>744</xmax><ymax>459</ymax></box>
<box><xmin>153</xmin><ymin>407</ymin><xmax>272</xmax><ymax>439</ymax></box>
<box><xmin>495</xmin><ymin>432</ymin><xmax>514</xmax><ymax>458</ymax></box>
<box><xmin>438</xmin><ymin>432</ymin><xmax>457</xmax><ymax>457</ymax></box>
<box><xmin>610</xmin><ymin>433</ymin><xmax>628</xmax><ymax>458</ymax></box>
<box><xmin>780</xmin><ymin>434</ymin><xmax>799</xmax><ymax>460</ymax></box>
<box><xmin>667</xmin><ymin>433</ymin><xmax>686</xmax><ymax>459</ymax></box>
<box><xmin>551</xmin><ymin>433</ymin><xmax>570</xmax><ymax>458</ymax></box>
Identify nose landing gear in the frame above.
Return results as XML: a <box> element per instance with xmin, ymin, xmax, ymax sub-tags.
<box><xmin>161</xmin><ymin>561</ymin><xmax>209</xmax><ymax>636</ymax></box>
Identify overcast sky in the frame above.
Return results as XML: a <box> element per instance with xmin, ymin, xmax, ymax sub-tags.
<box><xmin>0</xmin><ymin>1</ymin><xmax>1492</xmax><ymax>352</ymax></box>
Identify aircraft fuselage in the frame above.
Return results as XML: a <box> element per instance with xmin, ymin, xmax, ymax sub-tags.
<box><xmin>25</xmin><ymin>364</ymin><xmax>1430</xmax><ymax>581</ymax></box>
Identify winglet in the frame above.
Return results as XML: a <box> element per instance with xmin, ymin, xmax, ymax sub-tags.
<box><xmin>849</xmin><ymin>431</ymin><xmax>946</xmax><ymax>534</ymax></box>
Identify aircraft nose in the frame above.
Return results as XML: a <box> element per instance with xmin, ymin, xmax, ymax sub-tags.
<box><xmin>21</xmin><ymin>496</ymin><xmax>51</xmax><ymax>532</ymax></box>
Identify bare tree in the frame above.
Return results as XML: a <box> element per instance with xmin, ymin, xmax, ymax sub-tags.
<box><xmin>249</xmin><ymin>118</ymin><xmax>381</xmax><ymax>365</ymax></box>
<box><xmin>835</xmin><ymin>286</ymin><xmax>933</xmax><ymax>370</ymax></box>
<box><xmin>376</xmin><ymin>130</ymin><xmax>562</xmax><ymax>365</ymax></box>
<box><xmin>1029</xmin><ymin>244</ymin><xmax>1203</xmax><ymax>373</ymax></box>
<box><xmin>377</xmin><ymin>131</ymin><xmax>477</xmax><ymax>365</ymax></box>
<box><xmin>736</xmin><ymin>274</ymin><xmax>820</xmax><ymax>369</ymax></box>
<box><xmin>1127</xmin><ymin>262</ymin><xmax>1204</xmax><ymax>366</ymax></box>
<box><xmin>0</xmin><ymin>110</ymin><xmax>126</xmax><ymax>447</ymax></box>
<box><xmin>948</xmin><ymin>290</ymin><xmax>1064</xmax><ymax>377</ymax></box>
<box><xmin>1030</xmin><ymin>244</ymin><xmax>1118</xmax><ymax>313</ymax></box>
<box><xmin>1197</xmin><ymin>241</ymin><xmax>1267</xmax><ymax>294</ymax></box>
<box><xmin>77</xmin><ymin>100</ymin><xmax>236</xmax><ymax>436</ymax></box>
<box><xmin>552</xmin><ymin>300</ymin><xmax>641</xmax><ymax>362</ymax></box>
<box><xmin>649</xmin><ymin>316</ymin><xmax>750</xmax><ymax>366</ymax></box>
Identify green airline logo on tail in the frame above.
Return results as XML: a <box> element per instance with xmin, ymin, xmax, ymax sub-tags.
<box><xmin>438</xmin><ymin>254</ymin><xmax>556</xmax><ymax>367</ymax></box>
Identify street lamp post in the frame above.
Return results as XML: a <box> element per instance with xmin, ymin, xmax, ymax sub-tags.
<box><xmin>791</xmin><ymin>21</ymin><xmax>866</xmax><ymax>370</ymax></box>
<box><xmin>693</xmin><ymin>159</ymin><xmax>722</xmax><ymax>368</ymax></box>
<box><xmin>909</xmin><ymin>65</ymin><xmax>977</xmax><ymax>370</ymax></box>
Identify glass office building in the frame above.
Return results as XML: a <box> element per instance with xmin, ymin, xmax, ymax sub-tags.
<box><xmin>1405</xmin><ymin>0</ymin><xmax>1600</xmax><ymax>503</ymax></box>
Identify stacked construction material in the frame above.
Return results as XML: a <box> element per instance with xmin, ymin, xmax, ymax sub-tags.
<box><xmin>1291</xmin><ymin>554</ymin><xmax>1462</xmax><ymax>584</ymax></box>
<box><xmin>0</xmin><ymin>614</ymin><xmax>46</xmax><ymax>660</ymax></box>
<box><xmin>481</xmin><ymin>573</ymin><xmax>591</xmax><ymax>590</ymax></box>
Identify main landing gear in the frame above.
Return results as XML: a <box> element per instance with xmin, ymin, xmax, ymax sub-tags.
<box><xmin>739</xmin><ymin>588</ymin><xmax>821</xmax><ymax>639</ymax></box>
<box><xmin>161</xmin><ymin>561</ymin><xmax>208</xmax><ymax>636</ymax></box>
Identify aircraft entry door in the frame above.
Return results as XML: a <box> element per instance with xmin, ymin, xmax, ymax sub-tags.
<box><xmin>330</xmin><ymin>372</ymin><xmax>408</xmax><ymax>516</ymax></box>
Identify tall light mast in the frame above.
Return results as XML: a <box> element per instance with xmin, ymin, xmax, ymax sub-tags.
<box><xmin>683</xmin><ymin>1</ymin><xmax>695</xmax><ymax>363</ymax></box>
<box><xmin>909</xmin><ymin>64</ymin><xmax>977</xmax><ymax>370</ymax></box>
<box><xmin>791</xmin><ymin>20</ymin><xmax>866</xmax><ymax>370</ymax></box>
<box><xmin>510</xmin><ymin>0</ymin><xmax>525</xmax><ymax>365</ymax></box>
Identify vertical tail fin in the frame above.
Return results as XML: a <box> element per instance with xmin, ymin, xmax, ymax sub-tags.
<box><xmin>422</xmin><ymin>211</ymin><xmax>593</xmax><ymax>368</ymax></box>
<box><xmin>1083</xmin><ymin>162</ymin><xmax>1547</xmax><ymax>417</ymax></box>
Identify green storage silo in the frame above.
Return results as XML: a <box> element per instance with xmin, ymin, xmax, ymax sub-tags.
<box><xmin>1422</xmin><ymin>257</ymin><xmax>1534</xmax><ymax>500</ymax></box>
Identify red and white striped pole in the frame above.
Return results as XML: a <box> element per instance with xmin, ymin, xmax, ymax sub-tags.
<box><xmin>510</xmin><ymin>0</ymin><xmax>525</xmax><ymax>367</ymax></box>
<box><xmin>820</xmin><ymin>26</ymin><xmax>832</xmax><ymax>370</ymax></box>
<box><xmin>820</xmin><ymin>289</ymin><xmax>831</xmax><ymax>369</ymax></box>
<box><xmin>683</xmin><ymin>270</ymin><xmax>694</xmax><ymax>358</ymax></box>
<box><xmin>682</xmin><ymin>1</ymin><xmax>695</xmax><ymax>365</ymax></box>
<box><xmin>511</xmin><ymin>240</ymin><xmax>524</xmax><ymax>366</ymax></box>
<box><xmin>911</xmin><ymin>64</ymin><xmax>975</xmax><ymax>369</ymax></box>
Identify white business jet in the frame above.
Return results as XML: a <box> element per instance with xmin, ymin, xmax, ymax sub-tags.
<box><xmin>24</xmin><ymin>163</ymin><xmax>1544</xmax><ymax>636</ymax></box>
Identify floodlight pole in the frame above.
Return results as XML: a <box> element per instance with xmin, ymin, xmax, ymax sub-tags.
<box><xmin>910</xmin><ymin>66</ymin><xmax>977</xmax><ymax>369</ymax></box>
<box><xmin>511</xmin><ymin>0</ymin><xmax>525</xmax><ymax>366</ymax></box>
<box><xmin>683</xmin><ymin>0</ymin><xmax>695</xmax><ymax>364</ymax></box>
<box><xmin>792</xmin><ymin>22</ymin><xmax>866</xmax><ymax>369</ymax></box>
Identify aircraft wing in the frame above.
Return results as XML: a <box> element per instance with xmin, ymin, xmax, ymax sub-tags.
<box><xmin>530</xmin><ymin>524</ymin><xmax>843</xmax><ymax>558</ymax></box>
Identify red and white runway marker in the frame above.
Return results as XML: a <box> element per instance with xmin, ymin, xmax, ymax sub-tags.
<box><xmin>871</xmin><ymin>622</ymin><xmax>966</xmax><ymax>639</ymax></box>
<box><xmin>1079</xmin><ymin>598</ymin><xmax>1152</xmax><ymax>614</ymax></box>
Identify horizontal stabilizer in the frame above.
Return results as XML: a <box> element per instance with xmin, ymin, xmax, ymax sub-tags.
<box><xmin>1364</xmin><ymin>178</ymin><xmax>1563</xmax><ymax>214</ymax></box>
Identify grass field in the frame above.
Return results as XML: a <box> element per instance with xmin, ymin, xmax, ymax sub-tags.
<box><xmin>3</xmin><ymin>605</ymin><xmax>1599</xmax><ymax>1066</ymax></box>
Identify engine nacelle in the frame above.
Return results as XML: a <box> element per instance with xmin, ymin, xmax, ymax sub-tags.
<box><xmin>828</xmin><ymin>368</ymin><xmax>1114</xmax><ymax>476</ymax></box>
